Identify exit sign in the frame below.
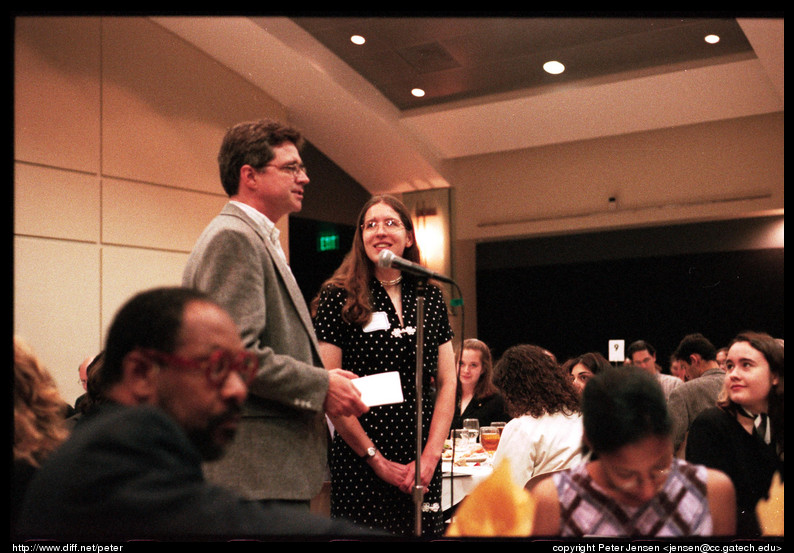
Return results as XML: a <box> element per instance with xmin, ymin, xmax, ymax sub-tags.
<box><xmin>317</xmin><ymin>232</ymin><xmax>340</xmax><ymax>252</ymax></box>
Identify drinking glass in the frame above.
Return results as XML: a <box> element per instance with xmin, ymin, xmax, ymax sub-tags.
<box><xmin>452</xmin><ymin>428</ymin><xmax>470</xmax><ymax>448</ymax></box>
<box><xmin>462</xmin><ymin>418</ymin><xmax>480</xmax><ymax>443</ymax></box>
<box><xmin>491</xmin><ymin>421</ymin><xmax>507</xmax><ymax>436</ymax></box>
<box><xmin>480</xmin><ymin>426</ymin><xmax>500</xmax><ymax>457</ymax></box>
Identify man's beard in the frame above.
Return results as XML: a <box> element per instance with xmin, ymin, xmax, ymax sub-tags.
<box><xmin>187</xmin><ymin>406</ymin><xmax>242</xmax><ymax>461</ymax></box>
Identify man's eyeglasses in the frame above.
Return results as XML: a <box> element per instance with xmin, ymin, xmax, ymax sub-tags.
<box><xmin>265</xmin><ymin>162</ymin><xmax>308</xmax><ymax>179</ymax></box>
<box><xmin>361</xmin><ymin>218</ymin><xmax>405</xmax><ymax>233</ymax></box>
<box><xmin>141</xmin><ymin>348</ymin><xmax>259</xmax><ymax>387</ymax></box>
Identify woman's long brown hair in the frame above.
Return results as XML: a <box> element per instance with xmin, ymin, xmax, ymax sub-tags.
<box><xmin>310</xmin><ymin>194</ymin><xmax>421</xmax><ymax>326</ymax></box>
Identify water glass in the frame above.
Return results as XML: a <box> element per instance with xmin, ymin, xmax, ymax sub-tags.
<box><xmin>462</xmin><ymin>418</ymin><xmax>480</xmax><ymax>443</ymax></box>
<box><xmin>452</xmin><ymin>428</ymin><xmax>470</xmax><ymax>448</ymax></box>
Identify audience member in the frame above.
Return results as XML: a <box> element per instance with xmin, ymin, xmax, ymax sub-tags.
<box><xmin>627</xmin><ymin>340</ymin><xmax>682</xmax><ymax>400</ymax></box>
<box><xmin>669</xmin><ymin>354</ymin><xmax>688</xmax><ymax>382</ymax></box>
<box><xmin>686</xmin><ymin>331</ymin><xmax>784</xmax><ymax>537</ymax></box>
<box><xmin>68</xmin><ymin>351</ymin><xmax>106</xmax><ymax>424</ymax></box>
<box><xmin>451</xmin><ymin>338</ymin><xmax>509</xmax><ymax>429</ymax></box>
<box><xmin>13</xmin><ymin>337</ymin><xmax>70</xmax><ymax>537</ymax></box>
<box><xmin>17</xmin><ymin>287</ymin><xmax>376</xmax><ymax>540</ymax></box>
<box><xmin>311</xmin><ymin>194</ymin><xmax>456</xmax><ymax>537</ymax></box>
<box><xmin>562</xmin><ymin>351</ymin><xmax>612</xmax><ymax>395</ymax></box>
<box><xmin>667</xmin><ymin>333</ymin><xmax>725</xmax><ymax>453</ymax></box>
<box><xmin>716</xmin><ymin>346</ymin><xmax>729</xmax><ymax>371</ymax></box>
<box><xmin>492</xmin><ymin>344</ymin><xmax>585</xmax><ymax>488</ymax></box>
<box><xmin>527</xmin><ymin>366</ymin><xmax>736</xmax><ymax>537</ymax></box>
<box><xmin>182</xmin><ymin>119</ymin><xmax>368</xmax><ymax>508</ymax></box>
<box><xmin>72</xmin><ymin>355</ymin><xmax>93</xmax><ymax>411</ymax></box>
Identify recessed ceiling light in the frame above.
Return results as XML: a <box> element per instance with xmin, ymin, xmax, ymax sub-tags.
<box><xmin>350</xmin><ymin>35</ymin><xmax>366</xmax><ymax>45</ymax></box>
<box><xmin>411</xmin><ymin>88</ymin><xmax>426</xmax><ymax>98</ymax></box>
<box><xmin>543</xmin><ymin>60</ymin><xmax>565</xmax><ymax>75</ymax></box>
<box><xmin>704</xmin><ymin>34</ymin><xmax>720</xmax><ymax>44</ymax></box>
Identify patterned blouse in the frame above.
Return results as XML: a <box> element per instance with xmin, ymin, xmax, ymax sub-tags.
<box><xmin>554</xmin><ymin>458</ymin><xmax>713</xmax><ymax>537</ymax></box>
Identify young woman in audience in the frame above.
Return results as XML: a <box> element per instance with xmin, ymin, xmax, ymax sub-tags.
<box><xmin>562</xmin><ymin>351</ymin><xmax>612</xmax><ymax>395</ymax></box>
<box><xmin>527</xmin><ymin>366</ymin><xmax>736</xmax><ymax>537</ymax></box>
<box><xmin>669</xmin><ymin>354</ymin><xmax>688</xmax><ymax>382</ymax></box>
<box><xmin>686</xmin><ymin>331</ymin><xmax>784</xmax><ymax>537</ymax></box>
<box><xmin>491</xmin><ymin>344</ymin><xmax>585</xmax><ymax>488</ymax></box>
<box><xmin>451</xmin><ymin>338</ymin><xmax>509</xmax><ymax>429</ymax></box>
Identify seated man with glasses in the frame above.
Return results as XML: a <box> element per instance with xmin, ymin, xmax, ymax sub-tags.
<box><xmin>17</xmin><ymin>287</ymin><xmax>376</xmax><ymax>540</ymax></box>
<box><xmin>526</xmin><ymin>366</ymin><xmax>736</xmax><ymax>537</ymax></box>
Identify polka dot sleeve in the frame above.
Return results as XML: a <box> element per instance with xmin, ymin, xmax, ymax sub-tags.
<box><xmin>312</xmin><ymin>285</ymin><xmax>349</xmax><ymax>349</ymax></box>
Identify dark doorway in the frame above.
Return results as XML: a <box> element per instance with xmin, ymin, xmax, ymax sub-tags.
<box><xmin>289</xmin><ymin>216</ymin><xmax>356</xmax><ymax>306</ymax></box>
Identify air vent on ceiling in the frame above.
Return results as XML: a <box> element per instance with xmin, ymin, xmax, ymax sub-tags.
<box><xmin>397</xmin><ymin>42</ymin><xmax>460</xmax><ymax>74</ymax></box>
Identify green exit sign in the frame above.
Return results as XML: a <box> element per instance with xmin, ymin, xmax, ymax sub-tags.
<box><xmin>317</xmin><ymin>232</ymin><xmax>340</xmax><ymax>252</ymax></box>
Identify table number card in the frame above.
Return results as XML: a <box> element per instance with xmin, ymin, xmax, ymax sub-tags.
<box><xmin>608</xmin><ymin>340</ymin><xmax>625</xmax><ymax>363</ymax></box>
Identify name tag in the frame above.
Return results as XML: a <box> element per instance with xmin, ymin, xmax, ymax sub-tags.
<box><xmin>363</xmin><ymin>311</ymin><xmax>390</xmax><ymax>333</ymax></box>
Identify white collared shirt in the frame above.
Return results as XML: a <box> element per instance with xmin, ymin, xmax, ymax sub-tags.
<box><xmin>229</xmin><ymin>200</ymin><xmax>287</xmax><ymax>263</ymax></box>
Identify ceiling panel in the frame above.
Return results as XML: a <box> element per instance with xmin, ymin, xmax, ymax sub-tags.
<box><xmin>153</xmin><ymin>16</ymin><xmax>782</xmax><ymax>196</ymax></box>
<box><xmin>290</xmin><ymin>17</ymin><xmax>756</xmax><ymax>110</ymax></box>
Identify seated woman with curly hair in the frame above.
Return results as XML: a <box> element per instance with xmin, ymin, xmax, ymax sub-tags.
<box><xmin>492</xmin><ymin>344</ymin><xmax>585</xmax><ymax>488</ymax></box>
<box><xmin>13</xmin><ymin>337</ymin><xmax>71</xmax><ymax>534</ymax></box>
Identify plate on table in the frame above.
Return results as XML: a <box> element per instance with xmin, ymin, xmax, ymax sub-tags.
<box><xmin>442</xmin><ymin>461</ymin><xmax>490</xmax><ymax>477</ymax></box>
<box><xmin>465</xmin><ymin>453</ymin><xmax>488</xmax><ymax>463</ymax></box>
<box><xmin>441</xmin><ymin>441</ymin><xmax>489</xmax><ymax>465</ymax></box>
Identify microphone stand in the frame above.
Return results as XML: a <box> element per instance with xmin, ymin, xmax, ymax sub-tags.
<box><xmin>413</xmin><ymin>276</ymin><xmax>427</xmax><ymax>537</ymax></box>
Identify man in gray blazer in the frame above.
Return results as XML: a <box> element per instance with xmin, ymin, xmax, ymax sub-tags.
<box><xmin>183</xmin><ymin>119</ymin><xmax>368</xmax><ymax>507</ymax></box>
<box><xmin>667</xmin><ymin>333</ymin><xmax>726</xmax><ymax>454</ymax></box>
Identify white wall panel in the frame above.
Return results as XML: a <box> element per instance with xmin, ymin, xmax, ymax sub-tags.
<box><xmin>102</xmin><ymin>178</ymin><xmax>227</xmax><ymax>252</ymax></box>
<box><xmin>100</xmin><ymin>246</ymin><xmax>190</xmax><ymax>342</ymax></box>
<box><xmin>100</xmin><ymin>17</ymin><xmax>285</xmax><ymax>193</ymax></box>
<box><xmin>14</xmin><ymin>17</ymin><xmax>100</xmax><ymax>173</ymax></box>
<box><xmin>14</xmin><ymin>236</ymin><xmax>101</xmax><ymax>404</ymax></box>
<box><xmin>14</xmin><ymin>163</ymin><xmax>101</xmax><ymax>242</ymax></box>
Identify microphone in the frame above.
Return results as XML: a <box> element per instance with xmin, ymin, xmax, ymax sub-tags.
<box><xmin>377</xmin><ymin>250</ymin><xmax>455</xmax><ymax>284</ymax></box>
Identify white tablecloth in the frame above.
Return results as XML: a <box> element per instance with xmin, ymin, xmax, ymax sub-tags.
<box><xmin>441</xmin><ymin>461</ymin><xmax>493</xmax><ymax>513</ymax></box>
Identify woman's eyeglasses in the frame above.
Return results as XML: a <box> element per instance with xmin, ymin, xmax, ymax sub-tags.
<box><xmin>361</xmin><ymin>218</ymin><xmax>405</xmax><ymax>233</ymax></box>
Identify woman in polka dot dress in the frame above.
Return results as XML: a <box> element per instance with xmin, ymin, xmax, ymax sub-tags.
<box><xmin>311</xmin><ymin>195</ymin><xmax>456</xmax><ymax>537</ymax></box>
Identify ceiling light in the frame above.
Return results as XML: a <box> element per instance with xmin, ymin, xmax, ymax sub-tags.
<box><xmin>704</xmin><ymin>34</ymin><xmax>720</xmax><ymax>44</ymax></box>
<box><xmin>350</xmin><ymin>35</ymin><xmax>366</xmax><ymax>45</ymax></box>
<box><xmin>543</xmin><ymin>60</ymin><xmax>565</xmax><ymax>75</ymax></box>
<box><xmin>411</xmin><ymin>88</ymin><xmax>426</xmax><ymax>98</ymax></box>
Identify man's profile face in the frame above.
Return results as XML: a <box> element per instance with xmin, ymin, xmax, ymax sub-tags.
<box><xmin>155</xmin><ymin>300</ymin><xmax>249</xmax><ymax>460</ymax></box>
<box><xmin>680</xmin><ymin>357</ymin><xmax>699</xmax><ymax>382</ymax></box>
<box><xmin>254</xmin><ymin>141</ymin><xmax>309</xmax><ymax>222</ymax></box>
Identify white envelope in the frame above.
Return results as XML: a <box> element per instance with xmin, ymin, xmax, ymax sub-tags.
<box><xmin>352</xmin><ymin>371</ymin><xmax>404</xmax><ymax>407</ymax></box>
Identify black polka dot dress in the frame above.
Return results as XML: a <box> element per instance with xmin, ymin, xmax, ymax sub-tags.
<box><xmin>313</xmin><ymin>277</ymin><xmax>454</xmax><ymax>537</ymax></box>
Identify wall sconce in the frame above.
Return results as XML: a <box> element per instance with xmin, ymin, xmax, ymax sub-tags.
<box><xmin>413</xmin><ymin>203</ymin><xmax>445</xmax><ymax>271</ymax></box>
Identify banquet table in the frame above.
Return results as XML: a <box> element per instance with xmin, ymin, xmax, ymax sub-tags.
<box><xmin>441</xmin><ymin>460</ymin><xmax>493</xmax><ymax>515</ymax></box>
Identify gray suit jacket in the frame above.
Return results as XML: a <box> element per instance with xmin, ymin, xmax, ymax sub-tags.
<box><xmin>667</xmin><ymin>368</ymin><xmax>726</xmax><ymax>453</ymax></box>
<box><xmin>183</xmin><ymin>202</ymin><xmax>330</xmax><ymax>501</ymax></box>
<box><xmin>658</xmin><ymin>372</ymin><xmax>682</xmax><ymax>401</ymax></box>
